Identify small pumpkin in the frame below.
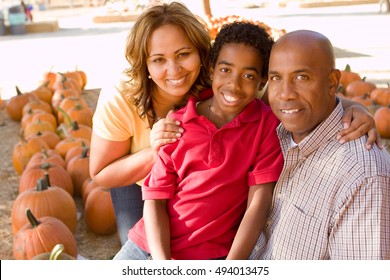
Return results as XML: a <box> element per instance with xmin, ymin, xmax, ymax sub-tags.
<box><xmin>21</xmin><ymin>109</ymin><xmax>57</xmax><ymax>130</ymax></box>
<box><xmin>12</xmin><ymin>130</ymin><xmax>49</xmax><ymax>175</ymax></box>
<box><xmin>30</xmin><ymin>81</ymin><xmax>53</xmax><ymax>104</ymax></box>
<box><xmin>22</xmin><ymin>98</ymin><xmax>53</xmax><ymax>116</ymax></box>
<box><xmin>51</xmin><ymin>88</ymin><xmax>81</xmax><ymax>116</ymax></box>
<box><xmin>13</xmin><ymin>209</ymin><xmax>77</xmax><ymax>260</ymax></box>
<box><xmin>5</xmin><ymin>86</ymin><xmax>38</xmax><ymax>121</ymax></box>
<box><xmin>32</xmin><ymin>243</ymin><xmax>75</xmax><ymax>260</ymax></box>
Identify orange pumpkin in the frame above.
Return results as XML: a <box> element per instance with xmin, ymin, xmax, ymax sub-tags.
<box><xmin>19</xmin><ymin>162</ymin><xmax>74</xmax><ymax>196</ymax></box>
<box><xmin>30</xmin><ymin>81</ymin><xmax>53</xmax><ymax>104</ymax></box>
<box><xmin>370</xmin><ymin>85</ymin><xmax>390</xmax><ymax>106</ymax></box>
<box><xmin>22</xmin><ymin>98</ymin><xmax>53</xmax><ymax>116</ymax></box>
<box><xmin>345</xmin><ymin>78</ymin><xmax>376</xmax><ymax>98</ymax></box>
<box><xmin>53</xmin><ymin>72</ymin><xmax>82</xmax><ymax>94</ymax></box>
<box><xmin>13</xmin><ymin>209</ymin><xmax>77</xmax><ymax>260</ymax></box>
<box><xmin>28</xmin><ymin>130</ymin><xmax>61</xmax><ymax>150</ymax></box>
<box><xmin>54</xmin><ymin>136</ymin><xmax>90</xmax><ymax>159</ymax></box>
<box><xmin>42</xmin><ymin>69</ymin><xmax>57</xmax><ymax>91</ymax></box>
<box><xmin>339</xmin><ymin>64</ymin><xmax>362</xmax><ymax>93</ymax></box>
<box><xmin>24</xmin><ymin>119</ymin><xmax>56</xmax><ymax>139</ymax></box>
<box><xmin>373</xmin><ymin>105</ymin><xmax>390</xmax><ymax>138</ymax></box>
<box><xmin>65</xmin><ymin>142</ymin><xmax>89</xmax><ymax>166</ymax></box>
<box><xmin>57</xmin><ymin>96</ymin><xmax>89</xmax><ymax>123</ymax></box>
<box><xmin>66</xmin><ymin>146</ymin><xmax>90</xmax><ymax>197</ymax></box>
<box><xmin>63</xmin><ymin>103</ymin><xmax>94</xmax><ymax>127</ymax></box>
<box><xmin>26</xmin><ymin>147</ymin><xmax>66</xmax><ymax>169</ymax></box>
<box><xmin>51</xmin><ymin>88</ymin><xmax>81</xmax><ymax>115</ymax></box>
<box><xmin>81</xmin><ymin>178</ymin><xmax>99</xmax><ymax>205</ymax></box>
<box><xmin>12</xmin><ymin>131</ymin><xmax>49</xmax><ymax>175</ymax></box>
<box><xmin>84</xmin><ymin>187</ymin><xmax>117</xmax><ymax>235</ymax></box>
<box><xmin>5</xmin><ymin>86</ymin><xmax>38</xmax><ymax>121</ymax></box>
<box><xmin>12</xmin><ymin>176</ymin><xmax>77</xmax><ymax>235</ymax></box>
<box><xmin>21</xmin><ymin>109</ymin><xmax>57</xmax><ymax>130</ymax></box>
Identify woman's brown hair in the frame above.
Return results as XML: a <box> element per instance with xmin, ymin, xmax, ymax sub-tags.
<box><xmin>124</xmin><ymin>1</ymin><xmax>211</xmax><ymax>123</ymax></box>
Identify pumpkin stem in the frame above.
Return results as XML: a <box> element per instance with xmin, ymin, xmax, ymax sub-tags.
<box><xmin>15</xmin><ymin>85</ymin><xmax>23</xmax><ymax>96</ymax></box>
<box><xmin>81</xmin><ymin>146</ymin><xmax>90</xmax><ymax>158</ymax></box>
<box><xmin>26</xmin><ymin>208</ymin><xmax>41</xmax><ymax>228</ymax></box>
<box><xmin>344</xmin><ymin>64</ymin><xmax>351</xmax><ymax>72</ymax></box>
<box><xmin>50</xmin><ymin>244</ymin><xmax>65</xmax><ymax>260</ymax></box>
<box><xmin>71</xmin><ymin>120</ymin><xmax>80</xmax><ymax>131</ymax></box>
<box><xmin>37</xmin><ymin>177</ymin><xmax>49</xmax><ymax>191</ymax></box>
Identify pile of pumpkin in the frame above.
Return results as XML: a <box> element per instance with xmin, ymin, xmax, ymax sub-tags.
<box><xmin>5</xmin><ymin>69</ymin><xmax>117</xmax><ymax>260</ymax></box>
<box><xmin>338</xmin><ymin>65</ymin><xmax>390</xmax><ymax>140</ymax></box>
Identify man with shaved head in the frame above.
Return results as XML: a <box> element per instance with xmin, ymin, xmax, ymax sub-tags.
<box><xmin>250</xmin><ymin>30</ymin><xmax>390</xmax><ymax>260</ymax></box>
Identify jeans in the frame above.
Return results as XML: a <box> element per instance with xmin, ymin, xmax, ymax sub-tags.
<box><xmin>113</xmin><ymin>239</ymin><xmax>150</xmax><ymax>260</ymax></box>
<box><xmin>110</xmin><ymin>184</ymin><xmax>144</xmax><ymax>246</ymax></box>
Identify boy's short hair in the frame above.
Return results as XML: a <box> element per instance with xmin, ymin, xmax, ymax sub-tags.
<box><xmin>210</xmin><ymin>21</ymin><xmax>274</xmax><ymax>77</ymax></box>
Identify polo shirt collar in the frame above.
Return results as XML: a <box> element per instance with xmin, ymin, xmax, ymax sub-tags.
<box><xmin>277</xmin><ymin>99</ymin><xmax>343</xmax><ymax>157</ymax></box>
<box><xmin>182</xmin><ymin>92</ymin><xmax>263</xmax><ymax>125</ymax></box>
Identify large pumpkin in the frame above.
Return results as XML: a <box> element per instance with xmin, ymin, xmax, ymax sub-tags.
<box><xmin>66</xmin><ymin>146</ymin><xmax>90</xmax><ymax>197</ymax></box>
<box><xmin>12</xmin><ymin>176</ymin><xmax>77</xmax><ymax>235</ymax></box>
<box><xmin>84</xmin><ymin>187</ymin><xmax>117</xmax><ymax>235</ymax></box>
<box><xmin>13</xmin><ymin>209</ymin><xmax>77</xmax><ymax>260</ymax></box>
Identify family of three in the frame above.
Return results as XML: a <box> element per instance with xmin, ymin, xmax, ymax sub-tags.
<box><xmin>90</xmin><ymin>2</ymin><xmax>390</xmax><ymax>260</ymax></box>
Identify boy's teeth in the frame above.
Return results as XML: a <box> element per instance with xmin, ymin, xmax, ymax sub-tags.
<box><xmin>224</xmin><ymin>95</ymin><xmax>238</xmax><ymax>102</ymax></box>
<box><xmin>282</xmin><ymin>109</ymin><xmax>300</xmax><ymax>114</ymax></box>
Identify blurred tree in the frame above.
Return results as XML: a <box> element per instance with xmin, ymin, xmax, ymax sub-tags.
<box><xmin>202</xmin><ymin>0</ymin><xmax>212</xmax><ymax>17</ymax></box>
